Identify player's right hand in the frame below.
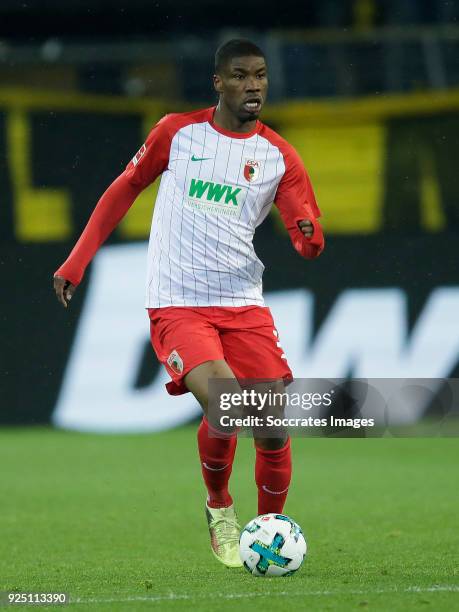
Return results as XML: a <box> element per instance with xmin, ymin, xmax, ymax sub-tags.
<box><xmin>53</xmin><ymin>275</ymin><xmax>76</xmax><ymax>308</ymax></box>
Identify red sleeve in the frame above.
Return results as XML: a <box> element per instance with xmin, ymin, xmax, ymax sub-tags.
<box><xmin>54</xmin><ymin>115</ymin><xmax>176</xmax><ymax>286</ymax></box>
<box><xmin>274</xmin><ymin>143</ymin><xmax>324</xmax><ymax>260</ymax></box>
<box><xmin>124</xmin><ymin>114</ymin><xmax>177</xmax><ymax>188</ymax></box>
<box><xmin>54</xmin><ymin>174</ymin><xmax>144</xmax><ymax>286</ymax></box>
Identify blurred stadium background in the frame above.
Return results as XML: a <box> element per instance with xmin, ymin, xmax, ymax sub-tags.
<box><xmin>1</xmin><ymin>2</ymin><xmax>459</xmax><ymax>609</ymax></box>
<box><xmin>1</xmin><ymin>0</ymin><xmax>459</xmax><ymax>431</ymax></box>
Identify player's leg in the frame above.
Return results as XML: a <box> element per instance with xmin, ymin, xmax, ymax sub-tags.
<box><xmin>184</xmin><ymin>359</ymin><xmax>236</xmax><ymax>416</ymax></box>
<box><xmin>250</xmin><ymin>379</ymin><xmax>292</xmax><ymax>515</ymax></box>
<box><xmin>219</xmin><ymin>307</ymin><xmax>293</xmax><ymax>515</ymax></box>
<box><xmin>253</xmin><ymin>433</ymin><xmax>292</xmax><ymax>516</ymax></box>
<box><xmin>185</xmin><ymin>360</ymin><xmax>238</xmax><ymax>509</ymax></box>
<box><xmin>185</xmin><ymin>360</ymin><xmax>243</xmax><ymax>567</ymax></box>
<box><xmin>148</xmin><ymin>308</ymin><xmax>242</xmax><ymax>567</ymax></box>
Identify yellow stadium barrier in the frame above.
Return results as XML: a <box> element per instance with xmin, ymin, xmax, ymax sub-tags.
<box><xmin>1</xmin><ymin>88</ymin><xmax>456</xmax><ymax>240</ymax></box>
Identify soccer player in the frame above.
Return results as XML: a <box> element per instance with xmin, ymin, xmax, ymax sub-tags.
<box><xmin>53</xmin><ymin>39</ymin><xmax>324</xmax><ymax>568</ymax></box>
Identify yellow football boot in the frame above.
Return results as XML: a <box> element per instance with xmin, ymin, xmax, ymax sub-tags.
<box><xmin>205</xmin><ymin>502</ymin><xmax>243</xmax><ymax>568</ymax></box>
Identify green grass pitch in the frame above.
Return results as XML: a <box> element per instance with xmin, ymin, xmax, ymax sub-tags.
<box><xmin>0</xmin><ymin>426</ymin><xmax>458</xmax><ymax>611</ymax></box>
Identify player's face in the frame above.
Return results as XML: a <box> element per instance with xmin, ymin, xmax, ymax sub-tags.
<box><xmin>214</xmin><ymin>56</ymin><xmax>268</xmax><ymax>122</ymax></box>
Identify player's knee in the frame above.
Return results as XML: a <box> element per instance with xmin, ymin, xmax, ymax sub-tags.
<box><xmin>187</xmin><ymin>359</ymin><xmax>234</xmax><ymax>381</ymax></box>
<box><xmin>185</xmin><ymin>359</ymin><xmax>240</xmax><ymax>417</ymax></box>
<box><xmin>205</xmin><ymin>359</ymin><xmax>234</xmax><ymax>378</ymax></box>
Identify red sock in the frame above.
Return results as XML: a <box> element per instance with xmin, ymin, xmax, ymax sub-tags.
<box><xmin>197</xmin><ymin>417</ymin><xmax>237</xmax><ymax>509</ymax></box>
<box><xmin>255</xmin><ymin>438</ymin><xmax>292</xmax><ymax>515</ymax></box>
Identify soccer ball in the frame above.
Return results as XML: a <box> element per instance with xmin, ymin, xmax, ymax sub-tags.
<box><xmin>239</xmin><ymin>513</ymin><xmax>307</xmax><ymax>577</ymax></box>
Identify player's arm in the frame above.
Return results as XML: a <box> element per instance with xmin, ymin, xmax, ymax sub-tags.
<box><xmin>274</xmin><ymin>144</ymin><xmax>324</xmax><ymax>260</ymax></box>
<box><xmin>53</xmin><ymin>117</ymin><xmax>173</xmax><ymax>307</ymax></box>
<box><xmin>53</xmin><ymin>174</ymin><xmax>145</xmax><ymax>306</ymax></box>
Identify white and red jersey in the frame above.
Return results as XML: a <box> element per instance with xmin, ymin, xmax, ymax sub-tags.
<box><xmin>55</xmin><ymin>106</ymin><xmax>324</xmax><ymax>307</ymax></box>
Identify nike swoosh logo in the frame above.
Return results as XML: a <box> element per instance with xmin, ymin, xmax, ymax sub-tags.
<box><xmin>262</xmin><ymin>485</ymin><xmax>289</xmax><ymax>495</ymax></box>
<box><xmin>202</xmin><ymin>462</ymin><xmax>229</xmax><ymax>472</ymax></box>
<box><xmin>191</xmin><ymin>154</ymin><xmax>213</xmax><ymax>162</ymax></box>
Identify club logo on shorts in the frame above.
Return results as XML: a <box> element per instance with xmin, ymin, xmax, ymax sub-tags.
<box><xmin>167</xmin><ymin>349</ymin><xmax>184</xmax><ymax>375</ymax></box>
<box><xmin>132</xmin><ymin>143</ymin><xmax>147</xmax><ymax>166</ymax></box>
<box><xmin>244</xmin><ymin>159</ymin><xmax>260</xmax><ymax>183</ymax></box>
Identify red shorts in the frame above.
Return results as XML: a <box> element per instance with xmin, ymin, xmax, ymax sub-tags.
<box><xmin>148</xmin><ymin>306</ymin><xmax>293</xmax><ymax>396</ymax></box>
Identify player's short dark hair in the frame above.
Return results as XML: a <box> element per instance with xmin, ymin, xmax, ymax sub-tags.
<box><xmin>215</xmin><ymin>39</ymin><xmax>265</xmax><ymax>74</ymax></box>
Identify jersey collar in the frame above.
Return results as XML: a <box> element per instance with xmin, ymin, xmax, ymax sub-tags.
<box><xmin>208</xmin><ymin>106</ymin><xmax>262</xmax><ymax>139</ymax></box>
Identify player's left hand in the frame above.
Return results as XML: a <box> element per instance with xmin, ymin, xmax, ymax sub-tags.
<box><xmin>298</xmin><ymin>219</ymin><xmax>314</xmax><ymax>238</ymax></box>
<box><xmin>53</xmin><ymin>275</ymin><xmax>76</xmax><ymax>308</ymax></box>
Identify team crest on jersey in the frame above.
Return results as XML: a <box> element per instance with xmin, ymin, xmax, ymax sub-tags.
<box><xmin>167</xmin><ymin>350</ymin><xmax>184</xmax><ymax>375</ymax></box>
<box><xmin>244</xmin><ymin>159</ymin><xmax>260</xmax><ymax>183</ymax></box>
<box><xmin>132</xmin><ymin>143</ymin><xmax>147</xmax><ymax>167</ymax></box>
